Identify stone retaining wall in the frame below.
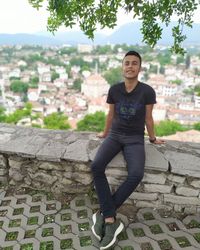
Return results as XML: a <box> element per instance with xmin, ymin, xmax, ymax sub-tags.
<box><xmin>0</xmin><ymin>123</ymin><xmax>200</xmax><ymax>214</ymax></box>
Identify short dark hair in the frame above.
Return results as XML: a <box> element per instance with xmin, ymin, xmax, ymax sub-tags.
<box><xmin>124</xmin><ymin>50</ymin><xmax>142</xmax><ymax>65</ymax></box>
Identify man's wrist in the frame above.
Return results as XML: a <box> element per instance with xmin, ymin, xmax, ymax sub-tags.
<box><xmin>149</xmin><ymin>137</ymin><xmax>156</xmax><ymax>143</ymax></box>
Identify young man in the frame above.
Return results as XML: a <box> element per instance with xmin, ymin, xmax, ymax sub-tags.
<box><xmin>91</xmin><ymin>50</ymin><xmax>164</xmax><ymax>249</ymax></box>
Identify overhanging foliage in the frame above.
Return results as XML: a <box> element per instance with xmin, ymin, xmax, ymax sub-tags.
<box><xmin>29</xmin><ymin>0</ymin><xmax>199</xmax><ymax>54</ymax></box>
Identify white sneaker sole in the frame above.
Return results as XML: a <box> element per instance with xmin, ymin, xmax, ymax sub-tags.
<box><xmin>100</xmin><ymin>222</ymin><xmax>124</xmax><ymax>250</ymax></box>
<box><xmin>91</xmin><ymin>212</ymin><xmax>101</xmax><ymax>241</ymax></box>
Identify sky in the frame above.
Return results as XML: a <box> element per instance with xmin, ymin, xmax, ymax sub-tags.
<box><xmin>0</xmin><ymin>0</ymin><xmax>199</xmax><ymax>34</ymax></box>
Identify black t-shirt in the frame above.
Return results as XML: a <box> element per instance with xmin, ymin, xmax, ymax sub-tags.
<box><xmin>107</xmin><ymin>81</ymin><xmax>156</xmax><ymax>135</ymax></box>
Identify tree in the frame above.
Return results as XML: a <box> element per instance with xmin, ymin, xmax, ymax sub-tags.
<box><xmin>170</xmin><ymin>79</ymin><xmax>182</xmax><ymax>85</ymax></box>
<box><xmin>104</xmin><ymin>67</ymin><xmax>123</xmax><ymax>85</ymax></box>
<box><xmin>29</xmin><ymin>0</ymin><xmax>199</xmax><ymax>54</ymax></box>
<box><xmin>44</xmin><ymin>112</ymin><xmax>71</xmax><ymax>130</ymax></box>
<box><xmin>77</xmin><ymin>111</ymin><xmax>106</xmax><ymax>132</ymax></box>
<box><xmin>194</xmin><ymin>122</ymin><xmax>200</xmax><ymax>131</ymax></box>
<box><xmin>30</xmin><ymin>76</ymin><xmax>39</xmax><ymax>84</ymax></box>
<box><xmin>73</xmin><ymin>78</ymin><xmax>82</xmax><ymax>91</ymax></box>
<box><xmin>5</xmin><ymin>103</ymin><xmax>32</xmax><ymax>124</ymax></box>
<box><xmin>10</xmin><ymin>80</ymin><xmax>29</xmax><ymax>94</ymax></box>
<box><xmin>155</xmin><ymin>120</ymin><xmax>187</xmax><ymax>136</ymax></box>
<box><xmin>0</xmin><ymin>107</ymin><xmax>6</xmax><ymax>122</ymax></box>
<box><xmin>157</xmin><ymin>52</ymin><xmax>171</xmax><ymax>66</ymax></box>
<box><xmin>51</xmin><ymin>71</ymin><xmax>60</xmax><ymax>82</ymax></box>
<box><xmin>29</xmin><ymin>75</ymin><xmax>39</xmax><ymax>88</ymax></box>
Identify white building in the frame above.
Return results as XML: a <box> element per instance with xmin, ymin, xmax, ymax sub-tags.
<box><xmin>9</xmin><ymin>68</ymin><xmax>21</xmax><ymax>78</ymax></box>
<box><xmin>194</xmin><ymin>95</ymin><xmax>200</xmax><ymax>108</ymax></box>
<box><xmin>77</xmin><ymin>44</ymin><xmax>93</xmax><ymax>53</ymax></box>
<box><xmin>162</xmin><ymin>84</ymin><xmax>177</xmax><ymax>96</ymax></box>
<box><xmin>27</xmin><ymin>89</ymin><xmax>39</xmax><ymax>102</ymax></box>
<box><xmin>17</xmin><ymin>60</ymin><xmax>27</xmax><ymax>67</ymax></box>
<box><xmin>53</xmin><ymin>78</ymin><xmax>66</xmax><ymax>88</ymax></box>
<box><xmin>81</xmin><ymin>73</ymin><xmax>109</xmax><ymax>98</ymax></box>
<box><xmin>39</xmin><ymin>72</ymin><xmax>51</xmax><ymax>82</ymax></box>
<box><xmin>153</xmin><ymin>108</ymin><xmax>167</xmax><ymax>121</ymax></box>
<box><xmin>37</xmin><ymin>64</ymin><xmax>50</xmax><ymax>75</ymax></box>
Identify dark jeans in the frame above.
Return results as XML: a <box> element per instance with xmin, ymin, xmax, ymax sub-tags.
<box><xmin>91</xmin><ymin>131</ymin><xmax>145</xmax><ymax>218</ymax></box>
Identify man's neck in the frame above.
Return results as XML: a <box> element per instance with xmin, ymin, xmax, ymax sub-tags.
<box><xmin>124</xmin><ymin>78</ymin><xmax>139</xmax><ymax>92</ymax></box>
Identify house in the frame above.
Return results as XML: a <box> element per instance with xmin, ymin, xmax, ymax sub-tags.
<box><xmin>53</xmin><ymin>78</ymin><xmax>66</xmax><ymax>88</ymax></box>
<box><xmin>167</xmin><ymin>108</ymin><xmax>200</xmax><ymax>125</ymax></box>
<box><xmin>87</xmin><ymin>96</ymin><xmax>108</xmax><ymax>114</ymax></box>
<box><xmin>27</xmin><ymin>88</ymin><xmax>39</xmax><ymax>102</ymax></box>
<box><xmin>37</xmin><ymin>63</ymin><xmax>50</xmax><ymax>75</ymax></box>
<box><xmin>39</xmin><ymin>72</ymin><xmax>51</xmax><ymax>82</ymax></box>
<box><xmin>44</xmin><ymin>105</ymin><xmax>58</xmax><ymax>116</ymax></box>
<box><xmin>9</xmin><ymin>68</ymin><xmax>21</xmax><ymax>78</ymax></box>
<box><xmin>17</xmin><ymin>60</ymin><xmax>27</xmax><ymax>67</ymax></box>
<box><xmin>81</xmin><ymin>73</ymin><xmax>109</xmax><ymax>99</ymax></box>
<box><xmin>77</xmin><ymin>44</ymin><xmax>93</xmax><ymax>53</ymax></box>
<box><xmin>194</xmin><ymin>95</ymin><xmax>200</xmax><ymax>108</ymax></box>
<box><xmin>153</xmin><ymin>104</ymin><xmax>167</xmax><ymax>121</ymax></box>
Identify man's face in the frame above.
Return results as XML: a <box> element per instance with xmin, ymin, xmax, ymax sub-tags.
<box><xmin>122</xmin><ymin>55</ymin><xmax>141</xmax><ymax>80</ymax></box>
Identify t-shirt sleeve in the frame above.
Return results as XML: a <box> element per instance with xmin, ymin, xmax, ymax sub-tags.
<box><xmin>145</xmin><ymin>86</ymin><xmax>157</xmax><ymax>105</ymax></box>
<box><xmin>106</xmin><ymin>87</ymin><xmax>115</xmax><ymax>104</ymax></box>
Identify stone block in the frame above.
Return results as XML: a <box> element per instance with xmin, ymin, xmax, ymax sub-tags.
<box><xmin>0</xmin><ymin>155</ymin><xmax>7</xmax><ymax>167</ymax></box>
<box><xmin>165</xmin><ymin>150</ymin><xmax>200</xmax><ymax>177</ymax></box>
<box><xmin>62</xmin><ymin>139</ymin><xmax>89</xmax><ymax>162</ymax></box>
<box><xmin>38</xmin><ymin>161</ymin><xmax>62</xmax><ymax>171</ymax></box>
<box><xmin>174</xmin><ymin>204</ymin><xmax>184</xmax><ymax>213</ymax></box>
<box><xmin>135</xmin><ymin>200</ymin><xmax>163</xmax><ymax>209</ymax></box>
<box><xmin>0</xmin><ymin>126</ymin><xmax>16</xmax><ymax>133</ymax></box>
<box><xmin>145</xmin><ymin>144</ymin><xmax>168</xmax><ymax>171</ymax></box>
<box><xmin>36</xmin><ymin>141</ymin><xmax>66</xmax><ymax>162</ymax></box>
<box><xmin>142</xmin><ymin>172</ymin><xmax>167</xmax><ymax>184</ymax></box>
<box><xmin>167</xmin><ymin>174</ymin><xmax>186</xmax><ymax>184</ymax></box>
<box><xmin>0</xmin><ymin>169</ymin><xmax>8</xmax><ymax>175</ymax></box>
<box><xmin>0</xmin><ymin>176</ymin><xmax>8</xmax><ymax>183</ymax></box>
<box><xmin>60</xmin><ymin>178</ymin><xmax>73</xmax><ymax>185</ymax></box>
<box><xmin>190</xmin><ymin>180</ymin><xmax>200</xmax><ymax>189</ymax></box>
<box><xmin>130</xmin><ymin>192</ymin><xmax>158</xmax><ymax>201</ymax></box>
<box><xmin>9</xmin><ymin>169</ymin><xmax>24</xmax><ymax>182</ymax></box>
<box><xmin>74</xmin><ymin>163</ymin><xmax>90</xmax><ymax>172</ymax></box>
<box><xmin>184</xmin><ymin>206</ymin><xmax>197</xmax><ymax>214</ymax></box>
<box><xmin>0</xmin><ymin>133</ymin><xmax>12</xmax><ymax>145</ymax></box>
<box><xmin>144</xmin><ymin>183</ymin><xmax>173</xmax><ymax>193</ymax></box>
<box><xmin>1</xmin><ymin>135</ymin><xmax>40</xmax><ymax>157</ymax></box>
<box><xmin>29</xmin><ymin>172</ymin><xmax>57</xmax><ymax>185</ymax></box>
<box><xmin>106</xmin><ymin>168</ymin><xmax>127</xmax><ymax>177</ymax></box>
<box><xmin>9</xmin><ymin>158</ymin><xmax>25</xmax><ymax>169</ymax></box>
<box><xmin>164</xmin><ymin>194</ymin><xmax>200</xmax><ymax>205</ymax></box>
<box><xmin>175</xmin><ymin>186</ymin><xmax>199</xmax><ymax>197</ymax></box>
<box><xmin>71</xmin><ymin>172</ymin><xmax>92</xmax><ymax>185</ymax></box>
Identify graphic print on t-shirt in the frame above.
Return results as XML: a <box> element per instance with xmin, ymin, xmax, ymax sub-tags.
<box><xmin>116</xmin><ymin>101</ymin><xmax>144</xmax><ymax>121</ymax></box>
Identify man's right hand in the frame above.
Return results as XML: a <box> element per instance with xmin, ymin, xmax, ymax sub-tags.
<box><xmin>97</xmin><ymin>132</ymin><xmax>107</xmax><ymax>138</ymax></box>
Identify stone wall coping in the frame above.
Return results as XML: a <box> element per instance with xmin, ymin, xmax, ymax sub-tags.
<box><xmin>0</xmin><ymin>123</ymin><xmax>200</xmax><ymax>177</ymax></box>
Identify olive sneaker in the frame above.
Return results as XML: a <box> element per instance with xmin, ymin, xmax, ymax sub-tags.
<box><xmin>100</xmin><ymin>219</ymin><xmax>124</xmax><ymax>249</ymax></box>
<box><xmin>91</xmin><ymin>211</ymin><xmax>104</xmax><ymax>241</ymax></box>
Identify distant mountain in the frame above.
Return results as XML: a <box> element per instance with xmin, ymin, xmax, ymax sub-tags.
<box><xmin>106</xmin><ymin>22</ymin><xmax>200</xmax><ymax>45</ymax></box>
<box><xmin>0</xmin><ymin>33</ymin><xmax>62</xmax><ymax>45</ymax></box>
<box><xmin>0</xmin><ymin>22</ymin><xmax>200</xmax><ymax>46</ymax></box>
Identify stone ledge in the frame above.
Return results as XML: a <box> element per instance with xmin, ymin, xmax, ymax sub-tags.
<box><xmin>1</xmin><ymin>123</ymin><xmax>200</xmax><ymax>214</ymax></box>
<box><xmin>0</xmin><ymin>123</ymin><xmax>200</xmax><ymax>174</ymax></box>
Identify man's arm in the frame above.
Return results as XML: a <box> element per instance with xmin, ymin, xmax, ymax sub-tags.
<box><xmin>145</xmin><ymin>104</ymin><xmax>165</xmax><ymax>144</ymax></box>
<box><xmin>98</xmin><ymin>104</ymin><xmax>114</xmax><ymax>138</ymax></box>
